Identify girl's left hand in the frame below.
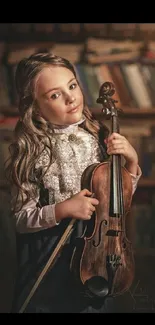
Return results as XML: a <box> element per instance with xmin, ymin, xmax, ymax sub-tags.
<box><xmin>105</xmin><ymin>132</ymin><xmax>138</xmax><ymax>173</ymax></box>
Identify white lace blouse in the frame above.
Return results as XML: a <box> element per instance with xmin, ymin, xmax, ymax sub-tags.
<box><xmin>11</xmin><ymin>120</ymin><xmax>142</xmax><ymax>234</ymax></box>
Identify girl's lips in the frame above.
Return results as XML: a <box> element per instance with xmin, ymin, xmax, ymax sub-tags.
<box><xmin>68</xmin><ymin>105</ymin><xmax>80</xmax><ymax>113</ymax></box>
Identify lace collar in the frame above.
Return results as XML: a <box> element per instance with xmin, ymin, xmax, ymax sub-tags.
<box><xmin>48</xmin><ymin>117</ymin><xmax>86</xmax><ymax>135</ymax></box>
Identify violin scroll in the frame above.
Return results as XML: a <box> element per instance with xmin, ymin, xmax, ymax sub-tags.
<box><xmin>96</xmin><ymin>81</ymin><xmax>123</xmax><ymax>118</ymax></box>
<box><xmin>97</xmin><ymin>81</ymin><xmax>115</xmax><ymax>103</ymax></box>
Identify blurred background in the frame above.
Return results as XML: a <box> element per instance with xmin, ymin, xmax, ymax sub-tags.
<box><xmin>1</xmin><ymin>23</ymin><xmax>155</xmax><ymax>313</ymax></box>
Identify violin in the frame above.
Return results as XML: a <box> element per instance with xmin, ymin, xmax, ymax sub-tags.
<box><xmin>70</xmin><ymin>81</ymin><xmax>135</xmax><ymax>298</ymax></box>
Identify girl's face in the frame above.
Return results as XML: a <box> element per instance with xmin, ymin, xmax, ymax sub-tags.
<box><xmin>34</xmin><ymin>66</ymin><xmax>84</xmax><ymax>126</ymax></box>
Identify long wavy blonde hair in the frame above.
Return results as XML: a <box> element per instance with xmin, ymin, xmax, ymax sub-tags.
<box><xmin>6</xmin><ymin>52</ymin><xmax>109</xmax><ymax>210</ymax></box>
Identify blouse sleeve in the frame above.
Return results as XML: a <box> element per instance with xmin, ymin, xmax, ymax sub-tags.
<box><xmin>130</xmin><ymin>165</ymin><xmax>142</xmax><ymax>194</ymax></box>
<box><xmin>11</xmin><ymin>186</ymin><xmax>58</xmax><ymax>234</ymax></box>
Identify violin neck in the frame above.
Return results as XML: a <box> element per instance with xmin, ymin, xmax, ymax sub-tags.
<box><xmin>111</xmin><ymin>115</ymin><xmax>124</xmax><ymax>216</ymax></box>
<box><xmin>112</xmin><ymin>113</ymin><xmax>119</xmax><ymax>134</ymax></box>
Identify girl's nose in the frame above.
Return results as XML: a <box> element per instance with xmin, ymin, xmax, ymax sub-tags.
<box><xmin>66</xmin><ymin>93</ymin><xmax>76</xmax><ymax>104</ymax></box>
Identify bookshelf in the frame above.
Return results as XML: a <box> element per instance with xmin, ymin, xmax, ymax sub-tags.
<box><xmin>92</xmin><ymin>107</ymin><xmax>155</xmax><ymax>119</ymax></box>
<box><xmin>1</xmin><ymin>23</ymin><xmax>155</xmax><ymax>313</ymax></box>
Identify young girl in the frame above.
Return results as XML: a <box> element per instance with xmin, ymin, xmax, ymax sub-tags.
<box><xmin>7</xmin><ymin>52</ymin><xmax>141</xmax><ymax>313</ymax></box>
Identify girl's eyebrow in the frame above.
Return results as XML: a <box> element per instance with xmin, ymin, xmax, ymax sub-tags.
<box><xmin>42</xmin><ymin>77</ymin><xmax>76</xmax><ymax>96</ymax></box>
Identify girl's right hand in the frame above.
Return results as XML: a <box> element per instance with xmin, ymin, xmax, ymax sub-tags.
<box><xmin>55</xmin><ymin>189</ymin><xmax>99</xmax><ymax>223</ymax></box>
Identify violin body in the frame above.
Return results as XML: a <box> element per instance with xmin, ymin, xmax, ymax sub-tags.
<box><xmin>70</xmin><ymin>161</ymin><xmax>135</xmax><ymax>297</ymax></box>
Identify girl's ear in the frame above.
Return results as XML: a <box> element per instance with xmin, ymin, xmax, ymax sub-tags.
<box><xmin>104</xmin><ymin>138</ymin><xmax>108</xmax><ymax>145</ymax></box>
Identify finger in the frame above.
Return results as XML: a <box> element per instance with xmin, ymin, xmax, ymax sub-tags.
<box><xmin>83</xmin><ymin>214</ymin><xmax>91</xmax><ymax>220</ymax></box>
<box><xmin>81</xmin><ymin>188</ymin><xmax>92</xmax><ymax>197</ymax></box>
<box><xmin>107</xmin><ymin>144</ymin><xmax>124</xmax><ymax>151</ymax></box>
<box><xmin>108</xmin><ymin>132</ymin><xmax>119</xmax><ymax>141</ymax></box>
<box><xmin>107</xmin><ymin>140</ymin><xmax>127</xmax><ymax>150</ymax></box>
<box><xmin>108</xmin><ymin>148</ymin><xmax>125</xmax><ymax>155</ymax></box>
<box><xmin>90</xmin><ymin>206</ymin><xmax>96</xmax><ymax>212</ymax></box>
<box><xmin>108</xmin><ymin>138</ymin><xmax>125</xmax><ymax>145</ymax></box>
<box><xmin>89</xmin><ymin>198</ymin><xmax>99</xmax><ymax>205</ymax></box>
<box><xmin>108</xmin><ymin>133</ymin><xmax>124</xmax><ymax>141</ymax></box>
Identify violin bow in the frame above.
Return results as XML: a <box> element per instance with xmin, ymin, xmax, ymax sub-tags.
<box><xmin>18</xmin><ymin>218</ymin><xmax>76</xmax><ymax>313</ymax></box>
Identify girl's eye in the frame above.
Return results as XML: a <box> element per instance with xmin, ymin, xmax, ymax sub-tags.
<box><xmin>51</xmin><ymin>92</ymin><xmax>60</xmax><ymax>100</ymax></box>
<box><xmin>70</xmin><ymin>83</ymin><xmax>77</xmax><ymax>90</ymax></box>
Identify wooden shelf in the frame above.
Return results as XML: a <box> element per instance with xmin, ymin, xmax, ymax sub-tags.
<box><xmin>121</xmin><ymin>108</ymin><xmax>155</xmax><ymax>118</ymax></box>
<box><xmin>138</xmin><ymin>178</ymin><xmax>155</xmax><ymax>187</ymax></box>
<box><xmin>0</xmin><ymin>105</ymin><xmax>18</xmax><ymax>117</ymax></box>
<box><xmin>91</xmin><ymin>106</ymin><xmax>155</xmax><ymax>119</ymax></box>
